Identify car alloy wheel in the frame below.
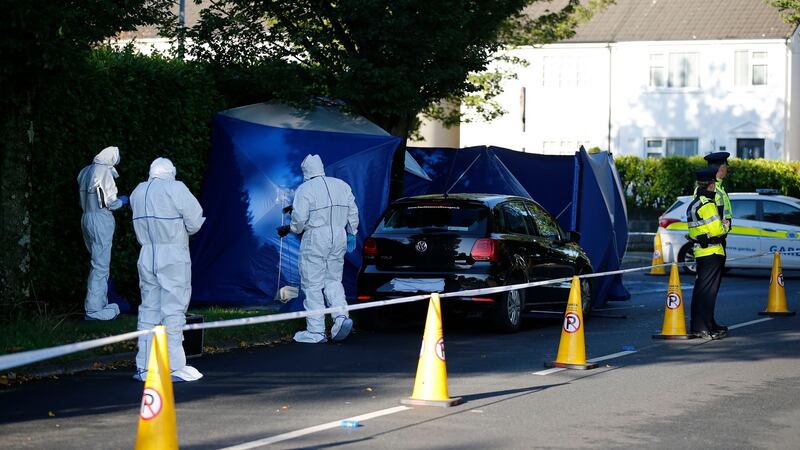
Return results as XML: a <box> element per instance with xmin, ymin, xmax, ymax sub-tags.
<box><xmin>491</xmin><ymin>281</ymin><xmax>524</xmax><ymax>333</ymax></box>
<box><xmin>506</xmin><ymin>289</ymin><xmax>522</xmax><ymax>327</ymax></box>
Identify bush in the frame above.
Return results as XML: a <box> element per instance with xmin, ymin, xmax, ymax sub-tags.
<box><xmin>27</xmin><ymin>47</ymin><xmax>224</xmax><ymax>311</ymax></box>
<box><xmin>616</xmin><ymin>155</ymin><xmax>800</xmax><ymax>210</ymax></box>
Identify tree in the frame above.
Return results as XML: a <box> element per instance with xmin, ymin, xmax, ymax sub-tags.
<box><xmin>174</xmin><ymin>0</ymin><xmax>610</xmax><ymax>198</ymax></box>
<box><xmin>770</xmin><ymin>0</ymin><xmax>800</xmax><ymax>24</ymax></box>
<box><xmin>0</xmin><ymin>0</ymin><xmax>171</xmax><ymax>318</ymax></box>
<box><xmin>176</xmin><ymin>0</ymin><xmax>611</xmax><ymax>138</ymax></box>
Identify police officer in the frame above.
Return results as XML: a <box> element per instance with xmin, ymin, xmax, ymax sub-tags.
<box><xmin>704</xmin><ymin>151</ymin><xmax>732</xmax><ymax>332</ymax></box>
<box><xmin>688</xmin><ymin>167</ymin><xmax>730</xmax><ymax>339</ymax></box>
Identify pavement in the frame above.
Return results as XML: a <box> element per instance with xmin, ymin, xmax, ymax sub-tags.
<box><xmin>1</xmin><ymin>267</ymin><xmax>799</xmax><ymax>449</ymax></box>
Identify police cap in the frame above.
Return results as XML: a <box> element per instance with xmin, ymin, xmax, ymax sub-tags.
<box><xmin>694</xmin><ymin>167</ymin><xmax>718</xmax><ymax>182</ymax></box>
<box><xmin>704</xmin><ymin>151</ymin><xmax>730</xmax><ymax>166</ymax></box>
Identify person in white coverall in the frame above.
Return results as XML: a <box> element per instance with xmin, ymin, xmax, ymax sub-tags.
<box><xmin>77</xmin><ymin>146</ymin><xmax>127</xmax><ymax>321</ymax></box>
<box><xmin>277</xmin><ymin>154</ymin><xmax>359</xmax><ymax>344</ymax></box>
<box><xmin>131</xmin><ymin>158</ymin><xmax>206</xmax><ymax>382</ymax></box>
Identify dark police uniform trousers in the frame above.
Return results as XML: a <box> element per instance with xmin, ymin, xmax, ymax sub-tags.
<box><xmin>692</xmin><ymin>253</ymin><xmax>724</xmax><ymax>333</ymax></box>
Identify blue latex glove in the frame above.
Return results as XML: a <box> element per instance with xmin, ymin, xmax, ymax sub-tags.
<box><xmin>346</xmin><ymin>234</ymin><xmax>357</xmax><ymax>253</ymax></box>
<box><xmin>118</xmin><ymin>195</ymin><xmax>129</xmax><ymax>206</ymax></box>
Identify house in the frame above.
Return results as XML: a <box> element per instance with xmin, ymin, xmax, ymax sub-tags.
<box><xmin>416</xmin><ymin>0</ymin><xmax>800</xmax><ymax>161</ymax></box>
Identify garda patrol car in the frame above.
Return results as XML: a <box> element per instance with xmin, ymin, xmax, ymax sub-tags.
<box><xmin>657</xmin><ymin>190</ymin><xmax>800</xmax><ymax>273</ymax></box>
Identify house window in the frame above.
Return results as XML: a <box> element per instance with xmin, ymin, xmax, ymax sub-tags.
<box><xmin>645</xmin><ymin>139</ymin><xmax>664</xmax><ymax>158</ymax></box>
<box><xmin>542</xmin><ymin>56</ymin><xmax>585</xmax><ymax>88</ymax></box>
<box><xmin>649</xmin><ymin>54</ymin><xmax>666</xmax><ymax>87</ymax></box>
<box><xmin>645</xmin><ymin>138</ymin><xmax>699</xmax><ymax>157</ymax></box>
<box><xmin>668</xmin><ymin>53</ymin><xmax>699</xmax><ymax>88</ymax></box>
<box><xmin>735</xmin><ymin>51</ymin><xmax>768</xmax><ymax>86</ymax></box>
<box><xmin>649</xmin><ymin>53</ymin><xmax>699</xmax><ymax>88</ymax></box>
<box><xmin>666</xmin><ymin>138</ymin><xmax>698</xmax><ymax>156</ymax></box>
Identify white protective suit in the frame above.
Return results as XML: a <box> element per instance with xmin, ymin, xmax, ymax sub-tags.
<box><xmin>290</xmin><ymin>155</ymin><xmax>359</xmax><ymax>343</ymax></box>
<box><xmin>77</xmin><ymin>146</ymin><xmax>124</xmax><ymax>321</ymax></box>
<box><xmin>131</xmin><ymin>158</ymin><xmax>206</xmax><ymax>382</ymax></box>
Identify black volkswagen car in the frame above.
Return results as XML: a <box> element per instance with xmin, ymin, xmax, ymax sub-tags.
<box><xmin>356</xmin><ymin>194</ymin><xmax>593</xmax><ymax>332</ymax></box>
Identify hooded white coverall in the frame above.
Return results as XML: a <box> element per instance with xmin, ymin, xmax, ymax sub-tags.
<box><xmin>131</xmin><ymin>158</ymin><xmax>206</xmax><ymax>381</ymax></box>
<box><xmin>290</xmin><ymin>155</ymin><xmax>359</xmax><ymax>343</ymax></box>
<box><xmin>77</xmin><ymin>146</ymin><xmax>124</xmax><ymax>320</ymax></box>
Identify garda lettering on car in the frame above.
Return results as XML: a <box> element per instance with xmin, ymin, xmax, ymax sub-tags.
<box><xmin>769</xmin><ymin>246</ymin><xmax>800</xmax><ymax>254</ymax></box>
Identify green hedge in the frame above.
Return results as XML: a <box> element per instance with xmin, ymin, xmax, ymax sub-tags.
<box><xmin>28</xmin><ymin>48</ymin><xmax>224</xmax><ymax>309</ymax></box>
<box><xmin>616</xmin><ymin>155</ymin><xmax>800</xmax><ymax>210</ymax></box>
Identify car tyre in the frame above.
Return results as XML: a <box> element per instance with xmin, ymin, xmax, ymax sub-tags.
<box><xmin>491</xmin><ymin>278</ymin><xmax>524</xmax><ymax>333</ymax></box>
<box><xmin>678</xmin><ymin>243</ymin><xmax>697</xmax><ymax>274</ymax></box>
<box><xmin>579</xmin><ymin>275</ymin><xmax>592</xmax><ymax>316</ymax></box>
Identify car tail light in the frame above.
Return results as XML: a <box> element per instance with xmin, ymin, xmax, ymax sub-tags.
<box><xmin>363</xmin><ymin>237</ymin><xmax>378</xmax><ymax>257</ymax></box>
<box><xmin>471</xmin><ymin>238</ymin><xmax>498</xmax><ymax>262</ymax></box>
<box><xmin>658</xmin><ymin>217</ymin><xmax>680</xmax><ymax>228</ymax></box>
<box><xmin>357</xmin><ymin>295</ymin><xmax>373</xmax><ymax>302</ymax></box>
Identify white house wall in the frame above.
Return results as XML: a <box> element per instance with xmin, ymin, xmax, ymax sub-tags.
<box><xmin>612</xmin><ymin>39</ymin><xmax>788</xmax><ymax>160</ymax></box>
<box><xmin>456</xmin><ymin>39</ymin><xmax>793</xmax><ymax>160</ymax></box>
<box><xmin>788</xmin><ymin>28</ymin><xmax>800</xmax><ymax>161</ymax></box>
<box><xmin>460</xmin><ymin>44</ymin><xmax>610</xmax><ymax>154</ymax></box>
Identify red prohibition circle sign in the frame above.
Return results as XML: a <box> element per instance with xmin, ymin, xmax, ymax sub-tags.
<box><xmin>666</xmin><ymin>292</ymin><xmax>681</xmax><ymax>310</ymax></box>
<box><xmin>435</xmin><ymin>338</ymin><xmax>445</xmax><ymax>361</ymax></box>
<box><xmin>563</xmin><ymin>312</ymin><xmax>581</xmax><ymax>334</ymax></box>
<box><xmin>140</xmin><ymin>387</ymin><xmax>163</xmax><ymax>421</ymax></box>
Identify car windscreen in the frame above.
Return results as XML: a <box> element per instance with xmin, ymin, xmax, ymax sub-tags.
<box><xmin>376</xmin><ymin>202</ymin><xmax>489</xmax><ymax>234</ymax></box>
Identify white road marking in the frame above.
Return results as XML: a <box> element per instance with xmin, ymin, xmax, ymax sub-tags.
<box><xmin>588</xmin><ymin>350</ymin><xmax>638</xmax><ymax>363</ymax></box>
<box><xmin>728</xmin><ymin>317</ymin><xmax>773</xmax><ymax>330</ymax></box>
<box><xmin>629</xmin><ymin>286</ymin><xmax>694</xmax><ymax>295</ymax></box>
<box><xmin>532</xmin><ymin>317</ymin><xmax>777</xmax><ymax>377</ymax></box>
<box><xmin>221</xmin><ymin>406</ymin><xmax>411</xmax><ymax>449</ymax></box>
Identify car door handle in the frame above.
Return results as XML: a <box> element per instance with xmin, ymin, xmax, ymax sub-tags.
<box><xmin>763</xmin><ymin>228</ymin><xmax>777</xmax><ymax>233</ymax></box>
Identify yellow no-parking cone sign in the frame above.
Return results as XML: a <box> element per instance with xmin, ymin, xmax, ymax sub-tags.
<box><xmin>135</xmin><ymin>326</ymin><xmax>178</xmax><ymax>450</ymax></box>
<box><xmin>759</xmin><ymin>252</ymin><xmax>796</xmax><ymax>316</ymax></box>
<box><xmin>401</xmin><ymin>293</ymin><xmax>462</xmax><ymax>407</ymax></box>
<box><xmin>545</xmin><ymin>277</ymin><xmax>598</xmax><ymax>370</ymax></box>
<box><xmin>653</xmin><ymin>263</ymin><xmax>695</xmax><ymax>339</ymax></box>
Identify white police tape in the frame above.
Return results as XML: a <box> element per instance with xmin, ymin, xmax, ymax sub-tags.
<box><xmin>0</xmin><ymin>329</ymin><xmax>149</xmax><ymax>372</ymax></box>
<box><xmin>1</xmin><ymin>249</ymin><xmax>796</xmax><ymax>372</ymax></box>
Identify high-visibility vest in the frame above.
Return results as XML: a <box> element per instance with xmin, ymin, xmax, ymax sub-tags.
<box><xmin>687</xmin><ymin>195</ymin><xmax>729</xmax><ymax>258</ymax></box>
<box><xmin>716</xmin><ymin>178</ymin><xmax>732</xmax><ymax>221</ymax></box>
<box><xmin>692</xmin><ymin>178</ymin><xmax>733</xmax><ymax>231</ymax></box>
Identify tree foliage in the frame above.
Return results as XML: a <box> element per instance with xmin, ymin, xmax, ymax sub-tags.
<box><xmin>1</xmin><ymin>0</ymin><xmax>172</xmax><ymax>103</ymax></box>
<box><xmin>770</xmin><ymin>0</ymin><xmax>800</xmax><ymax>25</ymax></box>
<box><xmin>171</xmin><ymin>0</ymin><xmax>612</xmax><ymax>137</ymax></box>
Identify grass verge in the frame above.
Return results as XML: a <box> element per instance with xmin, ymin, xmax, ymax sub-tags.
<box><xmin>0</xmin><ymin>307</ymin><xmax>304</xmax><ymax>382</ymax></box>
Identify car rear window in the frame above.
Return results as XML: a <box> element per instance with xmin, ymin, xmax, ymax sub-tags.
<box><xmin>663</xmin><ymin>199</ymin><xmax>686</xmax><ymax>215</ymax></box>
<box><xmin>376</xmin><ymin>202</ymin><xmax>489</xmax><ymax>234</ymax></box>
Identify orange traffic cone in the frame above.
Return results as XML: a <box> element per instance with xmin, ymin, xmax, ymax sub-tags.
<box><xmin>759</xmin><ymin>252</ymin><xmax>796</xmax><ymax>316</ymax></box>
<box><xmin>135</xmin><ymin>326</ymin><xmax>178</xmax><ymax>450</ymax></box>
<box><xmin>653</xmin><ymin>263</ymin><xmax>695</xmax><ymax>339</ymax></box>
<box><xmin>649</xmin><ymin>232</ymin><xmax>666</xmax><ymax>275</ymax></box>
<box><xmin>545</xmin><ymin>277</ymin><xmax>598</xmax><ymax>370</ymax></box>
<box><xmin>401</xmin><ymin>293</ymin><xmax>462</xmax><ymax>407</ymax></box>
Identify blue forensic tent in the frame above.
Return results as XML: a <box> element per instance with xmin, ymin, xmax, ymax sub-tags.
<box><xmin>404</xmin><ymin>146</ymin><xmax>630</xmax><ymax>305</ymax></box>
<box><xmin>190</xmin><ymin>102</ymin><xmax>401</xmax><ymax>308</ymax></box>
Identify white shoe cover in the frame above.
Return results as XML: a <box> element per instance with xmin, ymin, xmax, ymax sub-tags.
<box><xmin>293</xmin><ymin>330</ymin><xmax>328</xmax><ymax>344</ymax></box>
<box><xmin>85</xmin><ymin>304</ymin><xmax>120</xmax><ymax>321</ymax></box>
<box><xmin>132</xmin><ymin>370</ymin><xmax>147</xmax><ymax>382</ymax></box>
<box><xmin>331</xmin><ymin>316</ymin><xmax>353</xmax><ymax>342</ymax></box>
<box><xmin>171</xmin><ymin>365</ymin><xmax>203</xmax><ymax>382</ymax></box>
